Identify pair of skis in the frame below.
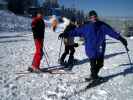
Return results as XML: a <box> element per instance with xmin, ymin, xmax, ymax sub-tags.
<box><xmin>16</xmin><ymin>64</ymin><xmax>74</xmax><ymax>75</ymax></box>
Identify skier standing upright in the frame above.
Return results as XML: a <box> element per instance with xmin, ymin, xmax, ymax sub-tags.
<box><xmin>59</xmin><ymin>10</ymin><xmax>128</xmax><ymax>80</ymax></box>
<box><xmin>28</xmin><ymin>10</ymin><xmax>45</xmax><ymax>72</ymax></box>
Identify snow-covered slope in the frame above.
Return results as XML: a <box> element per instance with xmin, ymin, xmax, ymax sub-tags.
<box><xmin>0</xmin><ymin>10</ymin><xmax>31</xmax><ymax>32</ymax></box>
<box><xmin>0</xmin><ymin>10</ymin><xmax>133</xmax><ymax>100</ymax></box>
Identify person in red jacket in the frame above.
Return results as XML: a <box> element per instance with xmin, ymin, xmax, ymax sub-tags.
<box><xmin>28</xmin><ymin>11</ymin><xmax>45</xmax><ymax>72</ymax></box>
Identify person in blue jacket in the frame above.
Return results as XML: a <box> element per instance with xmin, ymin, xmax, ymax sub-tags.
<box><xmin>59</xmin><ymin>10</ymin><xmax>128</xmax><ymax>80</ymax></box>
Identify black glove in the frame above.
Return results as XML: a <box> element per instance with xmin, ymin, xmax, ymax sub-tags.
<box><xmin>58</xmin><ymin>33</ymin><xmax>68</xmax><ymax>39</ymax></box>
<box><xmin>58</xmin><ymin>33</ymin><xmax>64</xmax><ymax>39</ymax></box>
<box><xmin>119</xmin><ymin>36</ymin><xmax>128</xmax><ymax>47</ymax></box>
<box><xmin>74</xmin><ymin>43</ymin><xmax>79</xmax><ymax>47</ymax></box>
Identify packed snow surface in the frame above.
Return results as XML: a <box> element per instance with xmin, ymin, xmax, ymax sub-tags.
<box><xmin>0</xmin><ymin>10</ymin><xmax>133</xmax><ymax>100</ymax></box>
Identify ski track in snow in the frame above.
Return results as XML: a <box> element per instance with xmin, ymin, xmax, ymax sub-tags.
<box><xmin>0</xmin><ymin>10</ymin><xmax>133</xmax><ymax>100</ymax></box>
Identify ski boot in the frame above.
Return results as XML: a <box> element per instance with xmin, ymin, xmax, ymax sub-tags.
<box><xmin>28</xmin><ymin>67</ymin><xmax>42</xmax><ymax>73</ymax></box>
<box><xmin>59</xmin><ymin>59</ymin><xmax>67</xmax><ymax>66</ymax></box>
<box><xmin>85</xmin><ymin>75</ymin><xmax>104</xmax><ymax>82</ymax></box>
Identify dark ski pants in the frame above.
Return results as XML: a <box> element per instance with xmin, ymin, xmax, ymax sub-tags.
<box><xmin>61</xmin><ymin>45</ymin><xmax>75</xmax><ymax>63</ymax></box>
<box><xmin>90</xmin><ymin>57</ymin><xmax>104</xmax><ymax>78</ymax></box>
<box><xmin>32</xmin><ymin>38</ymin><xmax>43</xmax><ymax>69</ymax></box>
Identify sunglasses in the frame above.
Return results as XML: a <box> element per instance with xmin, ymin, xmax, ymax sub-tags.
<box><xmin>89</xmin><ymin>15</ymin><xmax>97</xmax><ymax>19</ymax></box>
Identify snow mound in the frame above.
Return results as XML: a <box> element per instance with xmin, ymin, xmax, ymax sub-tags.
<box><xmin>0</xmin><ymin>10</ymin><xmax>31</xmax><ymax>32</ymax></box>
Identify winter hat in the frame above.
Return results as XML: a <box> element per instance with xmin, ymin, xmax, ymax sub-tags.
<box><xmin>89</xmin><ymin>10</ymin><xmax>98</xmax><ymax>17</ymax></box>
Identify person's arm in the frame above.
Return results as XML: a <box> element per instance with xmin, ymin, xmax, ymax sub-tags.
<box><xmin>31</xmin><ymin>20</ymin><xmax>37</xmax><ymax>33</ymax></box>
<box><xmin>67</xmin><ymin>25</ymin><xmax>87</xmax><ymax>37</ymax></box>
<box><xmin>63</xmin><ymin>25</ymin><xmax>72</xmax><ymax>34</ymax></box>
<box><xmin>60</xmin><ymin>24</ymin><xmax>87</xmax><ymax>38</ymax></box>
<box><xmin>103</xmin><ymin>23</ymin><xmax>128</xmax><ymax>47</ymax></box>
<box><xmin>102</xmin><ymin>23</ymin><xmax>120</xmax><ymax>40</ymax></box>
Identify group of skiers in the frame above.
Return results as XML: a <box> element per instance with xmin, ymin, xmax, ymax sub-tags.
<box><xmin>28</xmin><ymin>10</ymin><xmax>128</xmax><ymax>81</ymax></box>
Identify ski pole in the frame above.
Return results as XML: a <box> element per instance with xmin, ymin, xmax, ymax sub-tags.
<box><xmin>58</xmin><ymin>38</ymin><xmax>63</xmax><ymax>62</ymax></box>
<box><xmin>43</xmin><ymin>51</ymin><xmax>50</xmax><ymax>67</ymax></box>
<box><xmin>44</xmin><ymin>46</ymin><xmax>49</xmax><ymax>60</ymax></box>
<box><xmin>125</xmin><ymin>46</ymin><xmax>132</xmax><ymax>67</ymax></box>
<box><xmin>43</xmin><ymin>46</ymin><xmax>50</xmax><ymax>67</ymax></box>
<box><xmin>123</xmin><ymin>46</ymin><xmax>132</xmax><ymax>76</ymax></box>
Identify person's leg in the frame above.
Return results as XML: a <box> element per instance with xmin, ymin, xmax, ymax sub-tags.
<box><xmin>68</xmin><ymin>46</ymin><xmax>75</xmax><ymax>65</ymax></box>
<box><xmin>96</xmin><ymin>57</ymin><xmax>104</xmax><ymax>76</ymax></box>
<box><xmin>60</xmin><ymin>45</ymin><xmax>69</xmax><ymax>63</ymax></box>
<box><xmin>86</xmin><ymin>55</ymin><xmax>104</xmax><ymax>81</ymax></box>
<box><xmin>85</xmin><ymin>59</ymin><xmax>97</xmax><ymax>81</ymax></box>
<box><xmin>90</xmin><ymin>59</ymin><xmax>98</xmax><ymax>79</ymax></box>
<box><xmin>40</xmin><ymin>39</ymin><xmax>44</xmax><ymax>59</ymax></box>
<box><xmin>32</xmin><ymin>38</ymin><xmax>43</xmax><ymax>70</ymax></box>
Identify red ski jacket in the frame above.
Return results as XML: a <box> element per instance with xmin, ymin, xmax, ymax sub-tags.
<box><xmin>31</xmin><ymin>16</ymin><xmax>45</xmax><ymax>39</ymax></box>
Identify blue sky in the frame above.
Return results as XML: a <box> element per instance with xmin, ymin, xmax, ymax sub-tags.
<box><xmin>38</xmin><ymin>0</ymin><xmax>133</xmax><ymax>17</ymax></box>
<box><xmin>58</xmin><ymin>0</ymin><xmax>133</xmax><ymax>17</ymax></box>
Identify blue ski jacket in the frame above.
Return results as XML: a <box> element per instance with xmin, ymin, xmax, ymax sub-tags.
<box><xmin>65</xmin><ymin>21</ymin><xmax>121</xmax><ymax>59</ymax></box>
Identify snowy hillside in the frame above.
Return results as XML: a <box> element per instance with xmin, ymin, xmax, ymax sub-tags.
<box><xmin>0</xmin><ymin>10</ymin><xmax>31</xmax><ymax>32</ymax></box>
<box><xmin>0</xmin><ymin>10</ymin><xmax>133</xmax><ymax>100</ymax></box>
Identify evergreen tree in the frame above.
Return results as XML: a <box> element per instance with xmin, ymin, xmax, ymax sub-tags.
<box><xmin>7</xmin><ymin>0</ymin><xmax>35</xmax><ymax>14</ymax></box>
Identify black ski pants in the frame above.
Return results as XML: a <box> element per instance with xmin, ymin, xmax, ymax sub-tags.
<box><xmin>90</xmin><ymin>57</ymin><xmax>104</xmax><ymax>78</ymax></box>
<box><xmin>61</xmin><ymin>45</ymin><xmax>75</xmax><ymax>63</ymax></box>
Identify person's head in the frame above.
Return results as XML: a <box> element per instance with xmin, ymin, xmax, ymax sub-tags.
<box><xmin>89</xmin><ymin>10</ymin><xmax>98</xmax><ymax>22</ymax></box>
<box><xmin>50</xmin><ymin>15</ymin><xmax>58</xmax><ymax>31</ymax></box>
<box><xmin>36</xmin><ymin>10</ymin><xmax>44</xmax><ymax>18</ymax></box>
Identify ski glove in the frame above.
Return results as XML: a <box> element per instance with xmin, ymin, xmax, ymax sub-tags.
<box><xmin>119</xmin><ymin>36</ymin><xmax>128</xmax><ymax>47</ymax></box>
<box><xmin>74</xmin><ymin>43</ymin><xmax>79</xmax><ymax>47</ymax></box>
<box><xmin>58</xmin><ymin>33</ymin><xmax>68</xmax><ymax>39</ymax></box>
